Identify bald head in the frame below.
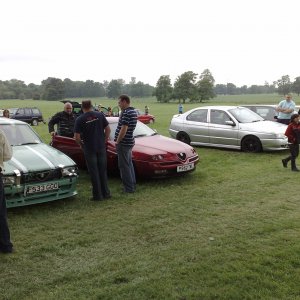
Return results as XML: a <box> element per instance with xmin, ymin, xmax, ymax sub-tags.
<box><xmin>64</xmin><ymin>102</ymin><xmax>73</xmax><ymax>115</ymax></box>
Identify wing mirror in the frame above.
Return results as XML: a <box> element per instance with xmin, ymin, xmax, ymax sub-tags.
<box><xmin>225</xmin><ymin>120</ymin><xmax>235</xmax><ymax>126</ymax></box>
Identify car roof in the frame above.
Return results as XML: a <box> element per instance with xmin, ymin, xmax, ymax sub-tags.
<box><xmin>0</xmin><ymin>118</ymin><xmax>27</xmax><ymax>125</ymax></box>
<box><xmin>190</xmin><ymin>106</ymin><xmax>241</xmax><ymax>110</ymax></box>
<box><xmin>242</xmin><ymin>104</ymin><xmax>277</xmax><ymax>107</ymax></box>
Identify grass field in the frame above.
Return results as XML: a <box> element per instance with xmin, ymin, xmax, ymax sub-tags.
<box><xmin>1</xmin><ymin>95</ymin><xmax>300</xmax><ymax>299</ymax></box>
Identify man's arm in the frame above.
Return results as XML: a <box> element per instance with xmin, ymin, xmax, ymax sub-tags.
<box><xmin>104</xmin><ymin>125</ymin><xmax>111</xmax><ymax>142</ymax></box>
<box><xmin>48</xmin><ymin>113</ymin><xmax>60</xmax><ymax>136</ymax></box>
<box><xmin>115</xmin><ymin>125</ymin><xmax>128</xmax><ymax>144</ymax></box>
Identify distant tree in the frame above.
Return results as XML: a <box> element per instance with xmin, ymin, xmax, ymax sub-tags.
<box><xmin>154</xmin><ymin>75</ymin><xmax>173</xmax><ymax>102</ymax></box>
<box><xmin>214</xmin><ymin>84</ymin><xmax>227</xmax><ymax>95</ymax></box>
<box><xmin>276</xmin><ymin>75</ymin><xmax>292</xmax><ymax>95</ymax></box>
<box><xmin>173</xmin><ymin>71</ymin><xmax>198</xmax><ymax>103</ymax></box>
<box><xmin>41</xmin><ymin>77</ymin><xmax>65</xmax><ymax>100</ymax></box>
<box><xmin>226</xmin><ymin>83</ymin><xmax>237</xmax><ymax>95</ymax></box>
<box><xmin>292</xmin><ymin>77</ymin><xmax>300</xmax><ymax>96</ymax></box>
<box><xmin>196</xmin><ymin>69</ymin><xmax>215</xmax><ymax>102</ymax></box>
<box><xmin>107</xmin><ymin>79</ymin><xmax>123</xmax><ymax>98</ymax></box>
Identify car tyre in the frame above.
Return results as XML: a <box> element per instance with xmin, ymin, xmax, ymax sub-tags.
<box><xmin>241</xmin><ymin>136</ymin><xmax>262</xmax><ymax>153</ymax></box>
<box><xmin>32</xmin><ymin>119</ymin><xmax>38</xmax><ymax>126</ymax></box>
<box><xmin>176</xmin><ymin>132</ymin><xmax>191</xmax><ymax>145</ymax></box>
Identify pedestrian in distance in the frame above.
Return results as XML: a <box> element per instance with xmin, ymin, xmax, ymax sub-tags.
<box><xmin>2</xmin><ymin>109</ymin><xmax>10</xmax><ymax>118</ymax></box>
<box><xmin>178</xmin><ymin>103</ymin><xmax>183</xmax><ymax>114</ymax></box>
<box><xmin>282</xmin><ymin>113</ymin><xmax>300</xmax><ymax>172</ymax></box>
<box><xmin>74</xmin><ymin>100</ymin><xmax>111</xmax><ymax>201</ymax></box>
<box><xmin>0</xmin><ymin>129</ymin><xmax>13</xmax><ymax>254</ymax></box>
<box><xmin>114</xmin><ymin>95</ymin><xmax>137</xmax><ymax>193</ymax></box>
<box><xmin>276</xmin><ymin>94</ymin><xmax>295</xmax><ymax>125</ymax></box>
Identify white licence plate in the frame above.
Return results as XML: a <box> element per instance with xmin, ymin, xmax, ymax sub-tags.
<box><xmin>177</xmin><ymin>163</ymin><xmax>194</xmax><ymax>173</ymax></box>
<box><xmin>26</xmin><ymin>182</ymin><xmax>59</xmax><ymax>195</ymax></box>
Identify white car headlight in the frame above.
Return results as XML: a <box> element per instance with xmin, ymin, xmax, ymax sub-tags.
<box><xmin>275</xmin><ymin>133</ymin><xmax>286</xmax><ymax>139</ymax></box>
<box><xmin>58</xmin><ymin>164</ymin><xmax>77</xmax><ymax>177</ymax></box>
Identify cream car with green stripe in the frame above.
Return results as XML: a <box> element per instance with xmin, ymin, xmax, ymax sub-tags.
<box><xmin>1</xmin><ymin>118</ymin><xmax>78</xmax><ymax>208</ymax></box>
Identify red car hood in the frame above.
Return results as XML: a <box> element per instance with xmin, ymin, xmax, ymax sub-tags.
<box><xmin>133</xmin><ymin>135</ymin><xmax>193</xmax><ymax>155</ymax></box>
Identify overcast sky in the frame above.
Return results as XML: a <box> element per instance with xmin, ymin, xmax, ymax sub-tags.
<box><xmin>1</xmin><ymin>0</ymin><xmax>299</xmax><ymax>87</ymax></box>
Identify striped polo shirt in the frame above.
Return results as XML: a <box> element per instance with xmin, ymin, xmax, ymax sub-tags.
<box><xmin>114</xmin><ymin>107</ymin><xmax>137</xmax><ymax>146</ymax></box>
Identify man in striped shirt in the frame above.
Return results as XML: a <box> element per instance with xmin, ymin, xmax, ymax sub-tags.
<box><xmin>114</xmin><ymin>95</ymin><xmax>137</xmax><ymax>193</ymax></box>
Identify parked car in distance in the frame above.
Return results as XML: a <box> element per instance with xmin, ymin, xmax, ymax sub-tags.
<box><xmin>51</xmin><ymin>118</ymin><xmax>199</xmax><ymax>178</ymax></box>
<box><xmin>169</xmin><ymin>106</ymin><xmax>289</xmax><ymax>153</ymax></box>
<box><xmin>9</xmin><ymin>107</ymin><xmax>45</xmax><ymax>126</ymax></box>
<box><xmin>134</xmin><ymin>108</ymin><xmax>155</xmax><ymax>124</ymax></box>
<box><xmin>1</xmin><ymin>118</ymin><xmax>78</xmax><ymax>208</ymax></box>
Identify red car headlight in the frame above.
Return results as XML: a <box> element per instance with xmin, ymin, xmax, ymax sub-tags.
<box><xmin>152</xmin><ymin>154</ymin><xmax>164</xmax><ymax>161</ymax></box>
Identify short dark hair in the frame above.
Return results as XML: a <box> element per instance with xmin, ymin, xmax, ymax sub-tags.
<box><xmin>82</xmin><ymin>100</ymin><xmax>92</xmax><ymax>110</ymax></box>
<box><xmin>119</xmin><ymin>94</ymin><xmax>130</xmax><ymax>104</ymax></box>
<box><xmin>290</xmin><ymin>113</ymin><xmax>299</xmax><ymax>123</ymax></box>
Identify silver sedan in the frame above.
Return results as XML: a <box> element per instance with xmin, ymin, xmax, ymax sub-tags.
<box><xmin>169</xmin><ymin>106</ymin><xmax>289</xmax><ymax>152</ymax></box>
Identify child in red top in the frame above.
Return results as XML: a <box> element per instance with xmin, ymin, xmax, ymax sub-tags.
<box><xmin>282</xmin><ymin>113</ymin><xmax>300</xmax><ymax>171</ymax></box>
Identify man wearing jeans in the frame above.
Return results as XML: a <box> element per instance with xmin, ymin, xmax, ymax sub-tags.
<box><xmin>74</xmin><ymin>100</ymin><xmax>111</xmax><ymax>201</ymax></box>
<box><xmin>114</xmin><ymin>95</ymin><xmax>137</xmax><ymax>193</ymax></box>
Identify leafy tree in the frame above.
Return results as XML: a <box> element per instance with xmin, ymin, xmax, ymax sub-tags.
<box><xmin>292</xmin><ymin>77</ymin><xmax>300</xmax><ymax>96</ymax></box>
<box><xmin>214</xmin><ymin>84</ymin><xmax>227</xmax><ymax>95</ymax></box>
<box><xmin>173</xmin><ymin>71</ymin><xmax>198</xmax><ymax>103</ymax></box>
<box><xmin>41</xmin><ymin>77</ymin><xmax>65</xmax><ymax>100</ymax></box>
<box><xmin>226</xmin><ymin>83</ymin><xmax>237</xmax><ymax>95</ymax></box>
<box><xmin>107</xmin><ymin>79</ymin><xmax>123</xmax><ymax>99</ymax></box>
<box><xmin>154</xmin><ymin>75</ymin><xmax>173</xmax><ymax>102</ymax></box>
<box><xmin>196</xmin><ymin>69</ymin><xmax>215</xmax><ymax>102</ymax></box>
<box><xmin>276</xmin><ymin>75</ymin><xmax>292</xmax><ymax>95</ymax></box>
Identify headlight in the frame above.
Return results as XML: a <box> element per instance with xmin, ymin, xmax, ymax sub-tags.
<box><xmin>152</xmin><ymin>155</ymin><xmax>164</xmax><ymax>161</ymax></box>
<box><xmin>59</xmin><ymin>164</ymin><xmax>78</xmax><ymax>177</ymax></box>
<box><xmin>3</xmin><ymin>170</ymin><xmax>21</xmax><ymax>186</ymax></box>
<box><xmin>275</xmin><ymin>133</ymin><xmax>286</xmax><ymax>139</ymax></box>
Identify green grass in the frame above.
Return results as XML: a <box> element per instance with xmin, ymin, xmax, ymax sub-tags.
<box><xmin>1</xmin><ymin>95</ymin><xmax>300</xmax><ymax>299</ymax></box>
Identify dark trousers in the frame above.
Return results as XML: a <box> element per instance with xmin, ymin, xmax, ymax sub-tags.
<box><xmin>83</xmin><ymin>148</ymin><xmax>110</xmax><ymax>200</ymax></box>
<box><xmin>277</xmin><ymin>119</ymin><xmax>290</xmax><ymax>125</ymax></box>
<box><xmin>284</xmin><ymin>143</ymin><xmax>299</xmax><ymax>169</ymax></box>
<box><xmin>0</xmin><ymin>174</ymin><xmax>13</xmax><ymax>252</ymax></box>
<box><xmin>116</xmin><ymin>144</ymin><xmax>136</xmax><ymax>192</ymax></box>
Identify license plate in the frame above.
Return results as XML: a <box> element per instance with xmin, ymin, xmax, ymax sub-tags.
<box><xmin>25</xmin><ymin>182</ymin><xmax>59</xmax><ymax>195</ymax></box>
<box><xmin>177</xmin><ymin>163</ymin><xmax>194</xmax><ymax>172</ymax></box>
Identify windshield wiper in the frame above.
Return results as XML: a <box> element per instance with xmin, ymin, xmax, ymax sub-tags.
<box><xmin>134</xmin><ymin>134</ymin><xmax>148</xmax><ymax>138</ymax></box>
<box><xmin>18</xmin><ymin>142</ymin><xmax>40</xmax><ymax>145</ymax></box>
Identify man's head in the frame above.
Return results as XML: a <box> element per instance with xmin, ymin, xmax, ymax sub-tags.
<box><xmin>81</xmin><ymin>100</ymin><xmax>92</xmax><ymax>112</ymax></box>
<box><xmin>64</xmin><ymin>102</ymin><xmax>73</xmax><ymax>115</ymax></box>
<box><xmin>118</xmin><ymin>94</ymin><xmax>130</xmax><ymax>110</ymax></box>
<box><xmin>286</xmin><ymin>94</ymin><xmax>292</xmax><ymax>101</ymax></box>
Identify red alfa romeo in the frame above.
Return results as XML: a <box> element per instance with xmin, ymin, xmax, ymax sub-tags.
<box><xmin>51</xmin><ymin>118</ymin><xmax>199</xmax><ymax>178</ymax></box>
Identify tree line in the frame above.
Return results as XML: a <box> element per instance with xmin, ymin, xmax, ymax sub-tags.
<box><xmin>0</xmin><ymin>71</ymin><xmax>300</xmax><ymax>102</ymax></box>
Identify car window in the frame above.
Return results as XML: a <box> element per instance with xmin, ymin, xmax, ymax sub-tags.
<box><xmin>108</xmin><ymin>121</ymin><xmax>155</xmax><ymax>140</ymax></box>
<box><xmin>32</xmin><ymin>108</ymin><xmax>40</xmax><ymax>114</ymax></box>
<box><xmin>25</xmin><ymin>108</ymin><xmax>31</xmax><ymax>115</ymax></box>
<box><xmin>186</xmin><ymin>109</ymin><xmax>208</xmax><ymax>122</ymax></box>
<box><xmin>210</xmin><ymin>110</ymin><xmax>231</xmax><ymax>125</ymax></box>
<box><xmin>1</xmin><ymin>124</ymin><xmax>42</xmax><ymax>146</ymax></box>
<box><xmin>17</xmin><ymin>108</ymin><xmax>25</xmax><ymax>115</ymax></box>
<box><xmin>229</xmin><ymin>107</ymin><xmax>264</xmax><ymax>123</ymax></box>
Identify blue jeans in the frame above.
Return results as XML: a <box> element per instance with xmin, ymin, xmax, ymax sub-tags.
<box><xmin>116</xmin><ymin>144</ymin><xmax>136</xmax><ymax>192</ymax></box>
<box><xmin>83</xmin><ymin>147</ymin><xmax>110</xmax><ymax>200</ymax></box>
<box><xmin>0</xmin><ymin>174</ymin><xmax>13</xmax><ymax>252</ymax></box>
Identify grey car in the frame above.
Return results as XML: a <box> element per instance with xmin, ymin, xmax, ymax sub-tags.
<box><xmin>169</xmin><ymin>106</ymin><xmax>288</xmax><ymax>152</ymax></box>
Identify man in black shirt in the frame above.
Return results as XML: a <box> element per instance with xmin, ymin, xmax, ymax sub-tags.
<box><xmin>48</xmin><ymin>102</ymin><xmax>76</xmax><ymax>138</ymax></box>
<box><xmin>74</xmin><ymin>100</ymin><xmax>111</xmax><ymax>201</ymax></box>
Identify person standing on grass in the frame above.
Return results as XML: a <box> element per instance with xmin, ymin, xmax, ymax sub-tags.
<box><xmin>0</xmin><ymin>129</ymin><xmax>13</xmax><ymax>254</ymax></box>
<box><xmin>74</xmin><ymin>100</ymin><xmax>111</xmax><ymax>201</ymax></box>
<box><xmin>178</xmin><ymin>103</ymin><xmax>183</xmax><ymax>114</ymax></box>
<box><xmin>282</xmin><ymin>113</ymin><xmax>300</xmax><ymax>172</ymax></box>
<box><xmin>114</xmin><ymin>95</ymin><xmax>137</xmax><ymax>193</ymax></box>
<box><xmin>276</xmin><ymin>94</ymin><xmax>295</xmax><ymax>125</ymax></box>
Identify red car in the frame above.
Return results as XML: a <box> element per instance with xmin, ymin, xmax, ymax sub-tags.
<box><xmin>50</xmin><ymin>118</ymin><xmax>199</xmax><ymax>178</ymax></box>
<box><xmin>134</xmin><ymin>109</ymin><xmax>155</xmax><ymax>124</ymax></box>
